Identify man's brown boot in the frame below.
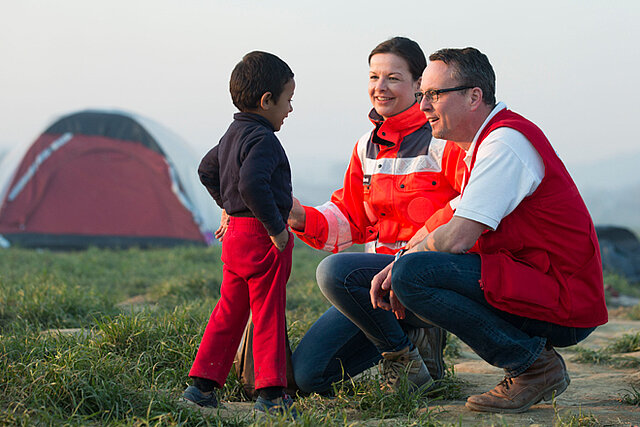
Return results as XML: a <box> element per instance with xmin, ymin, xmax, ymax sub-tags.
<box><xmin>465</xmin><ymin>347</ymin><xmax>570</xmax><ymax>413</ymax></box>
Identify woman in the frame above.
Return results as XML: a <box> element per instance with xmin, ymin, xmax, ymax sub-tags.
<box><xmin>288</xmin><ymin>37</ymin><xmax>466</xmax><ymax>393</ymax></box>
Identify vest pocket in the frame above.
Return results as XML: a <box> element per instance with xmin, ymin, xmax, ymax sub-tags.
<box><xmin>482</xmin><ymin>251</ymin><xmax>561</xmax><ymax>316</ymax></box>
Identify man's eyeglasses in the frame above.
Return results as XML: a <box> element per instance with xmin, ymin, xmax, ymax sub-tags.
<box><xmin>417</xmin><ymin>86</ymin><xmax>474</xmax><ymax>103</ymax></box>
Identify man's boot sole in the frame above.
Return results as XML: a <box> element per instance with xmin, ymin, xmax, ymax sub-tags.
<box><xmin>464</xmin><ymin>376</ymin><xmax>570</xmax><ymax>414</ymax></box>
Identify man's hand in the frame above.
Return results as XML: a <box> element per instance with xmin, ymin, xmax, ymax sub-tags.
<box><xmin>270</xmin><ymin>228</ymin><xmax>290</xmax><ymax>252</ymax></box>
<box><xmin>215</xmin><ymin>210</ymin><xmax>229</xmax><ymax>241</ymax></box>
<box><xmin>370</xmin><ymin>262</ymin><xmax>393</xmax><ymax>311</ymax></box>
<box><xmin>371</xmin><ymin>261</ymin><xmax>407</xmax><ymax>319</ymax></box>
<box><xmin>406</xmin><ymin>225</ymin><xmax>429</xmax><ymax>249</ymax></box>
<box><xmin>389</xmin><ymin>290</ymin><xmax>406</xmax><ymax>319</ymax></box>
<box><xmin>287</xmin><ymin>197</ymin><xmax>306</xmax><ymax>231</ymax></box>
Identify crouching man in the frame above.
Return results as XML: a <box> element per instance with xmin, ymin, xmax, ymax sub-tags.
<box><xmin>371</xmin><ymin>47</ymin><xmax>607</xmax><ymax>413</ymax></box>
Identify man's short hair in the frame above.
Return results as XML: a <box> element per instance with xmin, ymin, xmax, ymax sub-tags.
<box><xmin>429</xmin><ymin>48</ymin><xmax>496</xmax><ymax>107</ymax></box>
<box><xmin>368</xmin><ymin>37</ymin><xmax>426</xmax><ymax>81</ymax></box>
<box><xmin>230</xmin><ymin>51</ymin><xmax>294</xmax><ymax>112</ymax></box>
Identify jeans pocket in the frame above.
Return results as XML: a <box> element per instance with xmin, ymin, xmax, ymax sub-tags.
<box><xmin>519</xmin><ymin>317</ymin><xmax>552</xmax><ymax>339</ymax></box>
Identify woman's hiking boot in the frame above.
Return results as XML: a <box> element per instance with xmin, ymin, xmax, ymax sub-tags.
<box><xmin>406</xmin><ymin>326</ymin><xmax>447</xmax><ymax>380</ymax></box>
<box><xmin>379</xmin><ymin>346</ymin><xmax>433</xmax><ymax>391</ymax></box>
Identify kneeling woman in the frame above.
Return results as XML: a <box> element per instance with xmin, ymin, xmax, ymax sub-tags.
<box><xmin>288</xmin><ymin>37</ymin><xmax>466</xmax><ymax>393</ymax></box>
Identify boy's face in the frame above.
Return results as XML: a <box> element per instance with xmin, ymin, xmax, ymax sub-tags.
<box><xmin>261</xmin><ymin>78</ymin><xmax>295</xmax><ymax>131</ymax></box>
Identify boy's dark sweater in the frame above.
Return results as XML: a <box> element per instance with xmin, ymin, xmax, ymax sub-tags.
<box><xmin>198</xmin><ymin>112</ymin><xmax>292</xmax><ymax>236</ymax></box>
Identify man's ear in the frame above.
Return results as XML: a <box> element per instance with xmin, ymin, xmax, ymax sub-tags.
<box><xmin>469</xmin><ymin>87</ymin><xmax>484</xmax><ymax>111</ymax></box>
<box><xmin>259</xmin><ymin>92</ymin><xmax>274</xmax><ymax>110</ymax></box>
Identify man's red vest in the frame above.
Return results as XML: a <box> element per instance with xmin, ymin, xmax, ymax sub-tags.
<box><xmin>466</xmin><ymin>109</ymin><xmax>607</xmax><ymax>327</ymax></box>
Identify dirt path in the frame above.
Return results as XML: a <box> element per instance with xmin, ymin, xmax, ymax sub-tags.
<box><xmin>433</xmin><ymin>317</ymin><xmax>640</xmax><ymax>425</ymax></box>
<box><xmin>208</xmin><ymin>318</ymin><xmax>640</xmax><ymax>425</ymax></box>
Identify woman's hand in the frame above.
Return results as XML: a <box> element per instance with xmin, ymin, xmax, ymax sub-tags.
<box><xmin>288</xmin><ymin>197</ymin><xmax>306</xmax><ymax>231</ymax></box>
<box><xmin>215</xmin><ymin>210</ymin><xmax>229</xmax><ymax>241</ymax></box>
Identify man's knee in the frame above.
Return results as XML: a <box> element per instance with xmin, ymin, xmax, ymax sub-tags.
<box><xmin>391</xmin><ymin>255</ymin><xmax>421</xmax><ymax>296</ymax></box>
<box><xmin>391</xmin><ymin>255</ymin><xmax>438</xmax><ymax>312</ymax></box>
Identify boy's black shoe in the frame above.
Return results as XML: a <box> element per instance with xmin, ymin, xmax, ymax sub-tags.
<box><xmin>181</xmin><ymin>385</ymin><xmax>219</xmax><ymax>408</ymax></box>
<box><xmin>254</xmin><ymin>393</ymin><xmax>299</xmax><ymax>420</ymax></box>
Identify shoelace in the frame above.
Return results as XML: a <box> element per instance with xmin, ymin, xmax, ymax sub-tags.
<box><xmin>380</xmin><ymin>355</ymin><xmax>412</xmax><ymax>385</ymax></box>
<box><xmin>498</xmin><ymin>376</ymin><xmax>514</xmax><ymax>390</ymax></box>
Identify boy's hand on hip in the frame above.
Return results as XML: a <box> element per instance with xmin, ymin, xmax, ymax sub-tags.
<box><xmin>271</xmin><ymin>228</ymin><xmax>290</xmax><ymax>252</ymax></box>
<box><xmin>215</xmin><ymin>210</ymin><xmax>229</xmax><ymax>241</ymax></box>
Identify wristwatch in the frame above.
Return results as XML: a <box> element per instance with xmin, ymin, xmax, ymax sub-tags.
<box><xmin>394</xmin><ymin>248</ymin><xmax>407</xmax><ymax>262</ymax></box>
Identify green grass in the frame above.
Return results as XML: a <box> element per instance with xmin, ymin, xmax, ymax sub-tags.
<box><xmin>4</xmin><ymin>244</ymin><xmax>633</xmax><ymax>425</ymax></box>
<box><xmin>603</xmin><ymin>272</ymin><xmax>640</xmax><ymax>299</ymax></box>
<box><xmin>619</xmin><ymin>384</ymin><xmax>640</xmax><ymax>406</ymax></box>
<box><xmin>571</xmin><ymin>332</ymin><xmax>640</xmax><ymax>369</ymax></box>
<box><xmin>1</xmin><ymin>242</ymin><xmax>469</xmax><ymax>426</ymax></box>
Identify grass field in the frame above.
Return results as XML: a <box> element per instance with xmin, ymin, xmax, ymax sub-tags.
<box><xmin>0</xmin><ymin>241</ymin><xmax>637</xmax><ymax>426</ymax></box>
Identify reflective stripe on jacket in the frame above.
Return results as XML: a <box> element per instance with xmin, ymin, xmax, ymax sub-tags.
<box><xmin>294</xmin><ymin>103</ymin><xmax>466</xmax><ymax>254</ymax></box>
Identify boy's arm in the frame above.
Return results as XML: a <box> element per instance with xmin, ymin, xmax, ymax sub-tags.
<box><xmin>237</xmin><ymin>134</ymin><xmax>288</xmax><ymax>237</ymax></box>
<box><xmin>198</xmin><ymin>145</ymin><xmax>223</xmax><ymax>208</ymax></box>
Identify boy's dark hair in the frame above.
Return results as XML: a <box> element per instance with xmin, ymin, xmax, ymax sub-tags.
<box><xmin>429</xmin><ymin>47</ymin><xmax>496</xmax><ymax>107</ymax></box>
<box><xmin>230</xmin><ymin>51</ymin><xmax>294</xmax><ymax>112</ymax></box>
<box><xmin>368</xmin><ymin>37</ymin><xmax>426</xmax><ymax>81</ymax></box>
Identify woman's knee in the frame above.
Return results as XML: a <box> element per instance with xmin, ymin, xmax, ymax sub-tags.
<box><xmin>291</xmin><ymin>350</ymin><xmax>331</xmax><ymax>394</ymax></box>
<box><xmin>316</xmin><ymin>254</ymin><xmax>364</xmax><ymax>300</ymax></box>
<box><xmin>315</xmin><ymin>254</ymin><xmax>343</xmax><ymax>297</ymax></box>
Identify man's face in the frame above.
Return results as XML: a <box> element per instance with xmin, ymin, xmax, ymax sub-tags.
<box><xmin>419</xmin><ymin>61</ymin><xmax>470</xmax><ymax>142</ymax></box>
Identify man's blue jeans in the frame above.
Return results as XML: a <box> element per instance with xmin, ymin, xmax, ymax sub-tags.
<box><xmin>392</xmin><ymin>251</ymin><xmax>595</xmax><ymax>377</ymax></box>
<box><xmin>291</xmin><ymin>253</ymin><xmax>433</xmax><ymax>394</ymax></box>
<box><xmin>292</xmin><ymin>251</ymin><xmax>595</xmax><ymax>394</ymax></box>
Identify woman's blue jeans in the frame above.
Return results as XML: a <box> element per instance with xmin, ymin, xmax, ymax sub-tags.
<box><xmin>292</xmin><ymin>252</ymin><xmax>433</xmax><ymax>394</ymax></box>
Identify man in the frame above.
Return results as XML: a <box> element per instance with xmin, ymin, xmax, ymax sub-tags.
<box><xmin>370</xmin><ymin>47</ymin><xmax>607</xmax><ymax>413</ymax></box>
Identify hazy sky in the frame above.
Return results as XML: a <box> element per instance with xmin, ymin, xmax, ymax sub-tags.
<box><xmin>1</xmin><ymin>0</ymin><xmax>639</xmax><ymax>192</ymax></box>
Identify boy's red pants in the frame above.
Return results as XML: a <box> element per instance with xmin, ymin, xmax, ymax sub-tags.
<box><xmin>189</xmin><ymin>217</ymin><xmax>293</xmax><ymax>389</ymax></box>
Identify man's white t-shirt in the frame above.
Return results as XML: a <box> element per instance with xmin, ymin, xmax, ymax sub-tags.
<box><xmin>453</xmin><ymin>103</ymin><xmax>545</xmax><ymax>231</ymax></box>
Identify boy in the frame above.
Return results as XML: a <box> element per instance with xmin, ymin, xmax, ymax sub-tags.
<box><xmin>182</xmin><ymin>51</ymin><xmax>296</xmax><ymax>417</ymax></box>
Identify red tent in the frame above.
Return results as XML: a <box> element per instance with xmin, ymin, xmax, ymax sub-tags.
<box><xmin>0</xmin><ymin>110</ymin><xmax>216</xmax><ymax>249</ymax></box>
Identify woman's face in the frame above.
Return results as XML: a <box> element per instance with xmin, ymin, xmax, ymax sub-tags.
<box><xmin>368</xmin><ymin>53</ymin><xmax>420</xmax><ymax>120</ymax></box>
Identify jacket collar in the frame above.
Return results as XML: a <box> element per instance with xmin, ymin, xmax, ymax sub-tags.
<box><xmin>234</xmin><ymin>112</ymin><xmax>276</xmax><ymax>132</ymax></box>
<box><xmin>368</xmin><ymin>103</ymin><xmax>428</xmax><ymax>147</ymax></box>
